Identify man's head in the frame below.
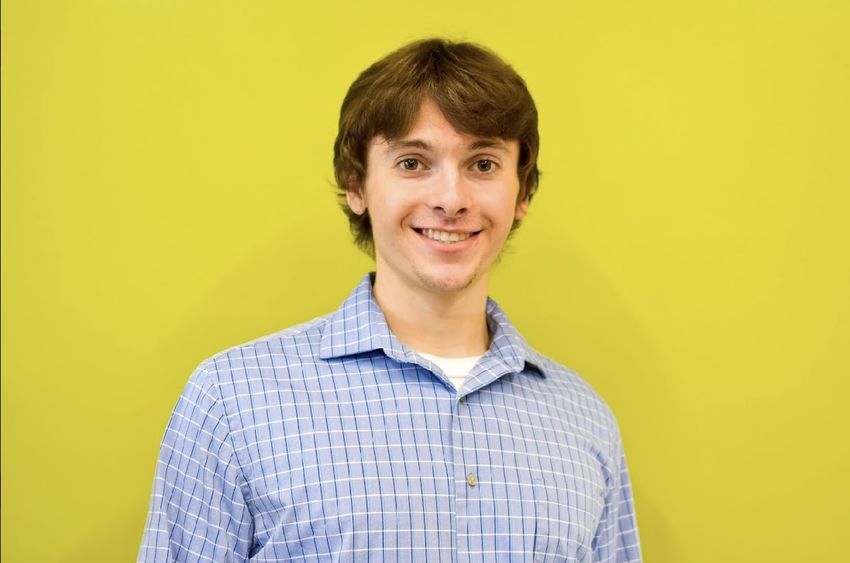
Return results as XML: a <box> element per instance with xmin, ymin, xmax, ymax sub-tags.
<box><xmin>334</xmin><ymin>38</ymin><xmax>540</xmax><ymax>256</ymax></box>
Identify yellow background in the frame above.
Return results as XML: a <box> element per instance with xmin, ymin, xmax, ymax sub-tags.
<box><xmin>2</xmin><ymin>0</ymin><xmax>848</xmax><ymax>561</ymax></box>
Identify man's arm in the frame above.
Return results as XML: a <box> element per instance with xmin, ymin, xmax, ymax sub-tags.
<box><xmin>592</xmin><ymin>441</ymin><xmax>642</xmax><ymax>562</ymax></box>
<box><xmin>138</xmin><ymin>365</ymin><xmax>253</xmax><ymax>562</ymax></box>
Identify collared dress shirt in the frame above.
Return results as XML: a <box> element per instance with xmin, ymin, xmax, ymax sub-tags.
<box><xmin>139</xmin><ymin>275</ymin><xmax>642</xmax><ymax>562</ymax></box>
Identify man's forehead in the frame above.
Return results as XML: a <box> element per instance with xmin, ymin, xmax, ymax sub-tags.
<box><xmin>368</xmin><ymin>97</ymin><xmax>517</xmax><ymax>154</ymax></box>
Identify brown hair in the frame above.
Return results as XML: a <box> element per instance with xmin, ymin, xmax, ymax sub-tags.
<box><xmin>333</xmin><ymin>38</ymin><xmax>540</xmax><ymax>255</ymax></box>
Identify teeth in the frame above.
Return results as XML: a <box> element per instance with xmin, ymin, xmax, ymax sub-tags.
<box><xmin>421</xmin><ymin>229</ymin><xmax>472</xmax><ymax>243</ymax></box>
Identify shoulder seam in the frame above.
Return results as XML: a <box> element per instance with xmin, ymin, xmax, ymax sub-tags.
<box><xmin>204</xmin><ymin>315</ymin><xmax>330</xmax><ymax>363</ymax></box>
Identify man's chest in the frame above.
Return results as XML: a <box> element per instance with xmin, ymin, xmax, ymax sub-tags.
<box><xmin>226</xmin><ymin>367</ymin><xmax>611</xmax><ymax>562</ymax></box>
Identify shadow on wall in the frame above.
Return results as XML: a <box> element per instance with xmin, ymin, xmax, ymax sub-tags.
<box><xmin>164</xmin><ymin>205</ymin><xmax>370</xmax><ymax>367</ymax></box>
<box><xmin>633</xmin><ymin>488</ymin><xmax>684</xmax><ymax>563</ymax></box>
<box><xmin>67</xmin><ymin>496</ymin><xmax>150</xmax><ymax>562</ymax></box>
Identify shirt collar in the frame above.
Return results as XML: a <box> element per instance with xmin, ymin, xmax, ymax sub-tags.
<box><xmin>318</xmin><ymin>274</ymin><xmax>545</xmax><ymax>383</ymax></box>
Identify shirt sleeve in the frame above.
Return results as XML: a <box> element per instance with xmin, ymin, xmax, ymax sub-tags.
<box><xmin>138</xmin><ymin>366</ymin><xmax>254</xmax><ymax>562</ymax></box>
<box><xmin>591</xmin><ymin>441</ymin><xmax>642</xmax><ymax>562</ymax></box>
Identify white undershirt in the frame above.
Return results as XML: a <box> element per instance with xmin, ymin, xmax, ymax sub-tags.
<box><xmin>418</xmin><ymin>352</ymin><xmax>483</xmax><ymax>391</ymax></box>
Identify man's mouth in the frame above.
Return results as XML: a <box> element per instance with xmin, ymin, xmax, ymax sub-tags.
<box><xmin>416</xmin><ymin>228</ymin><xmax>479</xmax><ymax>244</ymax></box>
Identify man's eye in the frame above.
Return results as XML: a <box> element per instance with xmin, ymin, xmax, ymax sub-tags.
<box><xmin>476</xmin><ymin>159</ymin><xmax>494</xmax><ymax>172</ymax></box>
<box><xmin>400</xmin><ymin>158</ymin><xmax>420</xmax><ymax>171</ymax></box>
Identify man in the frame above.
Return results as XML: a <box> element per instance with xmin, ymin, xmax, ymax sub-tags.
<box><xmin>139</xmin><ymin>38</ymin><xmax>641</xmax><ymax>562</ymax></box>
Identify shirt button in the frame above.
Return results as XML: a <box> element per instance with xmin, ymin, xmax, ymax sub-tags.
<box><xmin>466</xmin><ymin>472</ymin><xmax>478</xmax><ymax>487</ymax></box>
<box><xmin>459</xmin><ymin>395</ymin><xmax>466</xmax><ymax>404</ymax></box>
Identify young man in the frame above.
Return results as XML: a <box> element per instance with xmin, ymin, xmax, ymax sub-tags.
<box><xmin>139</xmin><ymin>39</ymin><xmax>641</xmax><ymax>562</ymax></box>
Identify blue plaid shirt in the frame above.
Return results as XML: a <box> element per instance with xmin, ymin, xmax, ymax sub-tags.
<box><xmin>139</xmin><ymin>274</ymin><xmax>641</xmax><ymax>562</ymax></box>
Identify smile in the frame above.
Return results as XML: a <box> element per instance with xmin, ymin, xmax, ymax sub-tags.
<box><xmin>416</xmin><ymin>228</ymin><xmax>478</xmax><ymax>244</ymax></box>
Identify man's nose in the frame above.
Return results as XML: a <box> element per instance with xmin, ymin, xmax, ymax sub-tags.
<box><xmin>430</xmin><ymin>168</ymin><xmax>469</xmax><ymax>218</ymax></box>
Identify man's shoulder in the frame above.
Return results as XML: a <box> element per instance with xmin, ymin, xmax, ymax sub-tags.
<box><xmin>527</xmin><ymin>348</ymin><xmax>602</xmax><ymax>398</ymax></box>
<box><xmin>523</xmin><ymin>346</ymin><xmax>623</xmax><ymax>443</ymax></box>
<box><xmin>187</xmin><ymin>314</ymin><xmax>333</xmax><ymax>393</ymax></box>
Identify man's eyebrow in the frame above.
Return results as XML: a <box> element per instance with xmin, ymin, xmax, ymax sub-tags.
<box><xmin>469</xmin><ymin>138</ymin><xmax>510</xmax><ymax>151</ymax></box>
<box><xmin>386</xmin><ymin>139</ymin><xmax>432</xmax><ymax>152</ymax></box>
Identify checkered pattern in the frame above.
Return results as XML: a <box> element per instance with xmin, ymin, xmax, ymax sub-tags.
<box><xmin>139</xmin><ymin>274</ymin><xmax>641</xmax><ymax>562</ymax></box>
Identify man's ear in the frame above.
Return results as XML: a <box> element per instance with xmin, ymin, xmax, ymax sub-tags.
<box><xmin>346</xmin><ymin>177</ymin><xmax>367</xmax><ymax>215</ymax></box>
<box><xmin>515</xmin><ymin>194</ymin><xmax>530</xmax><ymax>221</ymax></box>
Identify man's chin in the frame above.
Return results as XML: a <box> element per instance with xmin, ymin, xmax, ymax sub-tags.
<box><xmin>416</xmin><ymin>269</ymin><xmax>481</xmax><ymax>295</ymax></box>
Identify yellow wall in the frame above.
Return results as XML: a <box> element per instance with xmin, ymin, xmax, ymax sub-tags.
<box><xmin>2</xmin><ymin>1</ymin><xmax>848</xmax><ymax>561</ymax></box>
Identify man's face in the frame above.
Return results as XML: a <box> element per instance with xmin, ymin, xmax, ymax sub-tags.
<box><xmin>347</xmin><ymin>98</ymin><xmax>528</xmax><ymax>298</ymax></box>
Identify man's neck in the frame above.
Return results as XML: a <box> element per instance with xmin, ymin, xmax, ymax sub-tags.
<box><xmin>372</xmin><ymin>273</ymin><xmax>490</xmax><ymax>358</ymax></box>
